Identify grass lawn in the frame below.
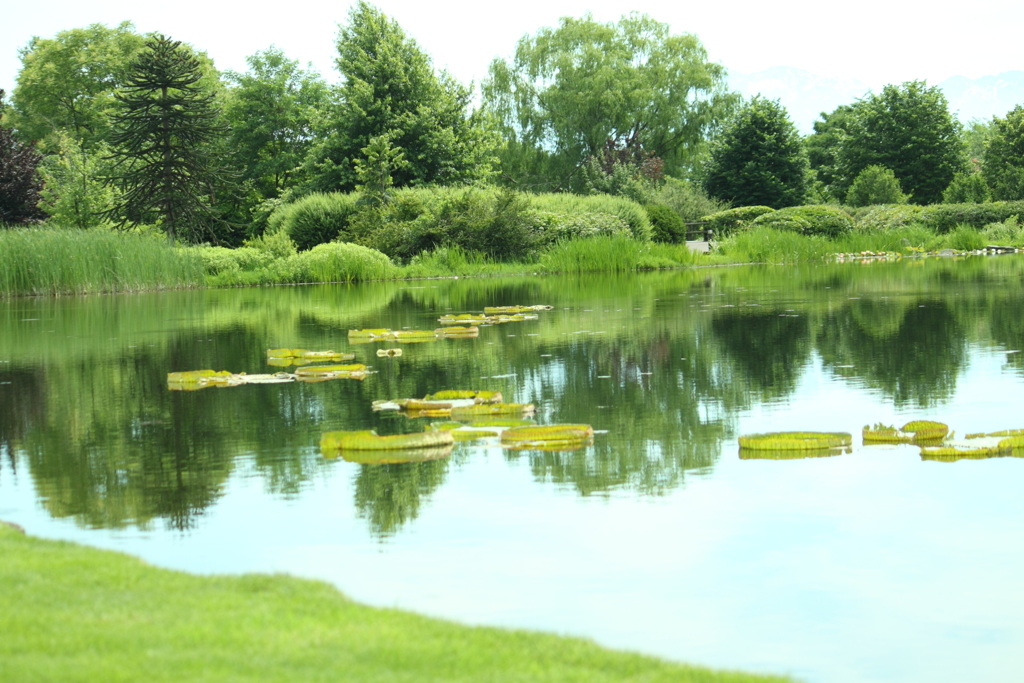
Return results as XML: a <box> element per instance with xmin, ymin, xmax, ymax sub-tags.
<box><xmin>0</xmin><ymin>524</ymin><xmax>794</xmax><ymax>682</ymax></box>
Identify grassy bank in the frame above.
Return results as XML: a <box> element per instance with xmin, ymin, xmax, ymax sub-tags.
<box><xmin>0</xmin><ymin>227</ymin><xmax>205</xmax><ymax>296</ymax></box>
<box><xmin>0</xmin><ymin>525</ymin><xmax>791</xmax><ymax>682</ymax></box>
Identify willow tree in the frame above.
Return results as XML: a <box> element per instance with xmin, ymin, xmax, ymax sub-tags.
<box><xmin>105</xmin><ymin>34</ymin><xmax>228</xmax><ymax>242</ymax></box>
<box><xmin>483</xmin><ymin>12</ymin><xmax>736</xmax><ymax>190</ymax></box>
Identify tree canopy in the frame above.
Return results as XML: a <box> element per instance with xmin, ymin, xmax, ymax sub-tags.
<box><xmin>0</xmin><ymin>91</ymin><xmax>46</xmax><ymax>225</ymax></box>
<box><xmin>702</xmin><ymin>97</ymin><xmax>807</xmax><ymax>209</ymax></box>
<box><xmin>300</xmin><ymin>1</ymin><xmax>497</xmax><ymax>193</ymax></box>
<box><xmin>105</xmin><ymin>35</ymin><xmax>230</xmax><ymax>242</ymax></box>
<box><xmin>982</xmin><ymin>105</ymin><xmax>1024</xmax><ymax>200</ymax></box>
<box><xmin>483</xmin><ymin>12</ymin><xmax>736</xmax><ymax>190</ymax></box>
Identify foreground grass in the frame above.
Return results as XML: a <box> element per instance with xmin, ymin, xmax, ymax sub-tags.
<box><xmin>0</xmin><ymin>526</ymin><xmax>792</xmax><ymax>683</ymax></box>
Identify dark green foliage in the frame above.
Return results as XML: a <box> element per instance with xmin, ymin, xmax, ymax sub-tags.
<box><xmin>836</xmin><ymin>81</ymin><xmax>965</xmax><ymax>204</ymax></box>
<box><xmin>278</xmin><ymin>192</ymin><xmax>359</xmax><ymax>251</ymax></box>
<box><xmin>426</xmin><ymin>188</ymin><xmax>535</xmax><ymax>260</ymax></box>
<box><xmin>982</xmin><ymin>106</ymin><xmax>1024</xmax><ymax>201</ymax></box>
<box><xmin>845</xmin><ymin>165</ymin><xmax>907</xmax><ymax>207</ymax></box>
<box><xmin>483</xmin><ymin>12</ymin><xmax>736</xmax><ymax>188</ymax></box>
<box><xmin>916</xmin><ymin>201</ymin><xmax>1024</xmax><ymax>233</ymax></box>
<box><xmin>106</xmin><ymin>35</ymin><xmax>230</xmax><ymax>242</ymax></box>
<box><xmin>645</xmin><ymin>204</ymin><xmax>686</xmax><ymax>242</ymax></box>
<box><xmin>805</xmin><ymin>104</ymin><xmax>857</xmax><ymax>201</ymax></box>
<box><xmin>302</xmin><ymin>2</ymin><xmax>496</xmax><ymax>193</ymax></box>
<box><xmin>701</xmin><ymin>206</ymin><xmax>775</xmax><ymax>238</ymax></box>
<box><xmin>0</xmin><ymin>91</ymin><xmax>45</xmax><ymax>225</ymax></box>
<box><xmin>703</xmin><ymin>98</ymin><xmax>807</xmax><ymax>209</ymax></box>
<box><xmin>943</xmin><ymin>173</ymin><xmax>991</xmax><ymax>204</ymax></box>
<box><xmin>752</xmin><ymin>205</ymin><xmax>853</xmax><ymax>238</ymax></box>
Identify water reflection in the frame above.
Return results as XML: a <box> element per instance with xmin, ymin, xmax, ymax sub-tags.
<box><xmin>3</xmin><ymin>256</ymin><xmax>1024</xmax><ymax>535</ymax></box>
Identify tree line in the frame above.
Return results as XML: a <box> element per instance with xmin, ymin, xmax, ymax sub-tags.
<box><xmin>2</xmin><ymin>3</ymin><xmax>1024</xmax><ymax>247</ymax></box>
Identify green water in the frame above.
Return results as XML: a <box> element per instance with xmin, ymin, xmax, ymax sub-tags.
<box><xmin>3</xmin><ymin>256</ymin><xmax>1024</xmax><ymax>682</ymax></box>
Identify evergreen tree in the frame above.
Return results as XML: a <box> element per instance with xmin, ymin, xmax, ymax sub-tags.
<box><xmin>983</xmin><ymin>105</ymin><xmax>1024</xmax><ymax>201</ymax></box>
<box><xmin>702</xmin><ymin>98</ymin><xmax>807</xmax><ymax>209</ymax></box>
<box><xmin>0</xmin><ymin>90</ymin><xmax>46</xmax><ymax>225</ymax></box>
<box><xmin>105</xmin><ymin>34</ymin><xmax>228</xmax><ymax>242</ymax></box>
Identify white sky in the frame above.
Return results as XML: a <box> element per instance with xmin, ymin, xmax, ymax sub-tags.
<box><xmin>2</xmin><ymin>0</ymin><xmax>1023</xmax><ymax>99</ymax></box>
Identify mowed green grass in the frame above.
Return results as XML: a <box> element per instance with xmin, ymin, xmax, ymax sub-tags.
<box><xmin>0</xmin><ymin>525</ymin><xmax>794</xmax><ymax>683</ymax></box>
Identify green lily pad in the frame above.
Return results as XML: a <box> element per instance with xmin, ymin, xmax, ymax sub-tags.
<box><xmin>739</xmin><ymin>432</ymin><xmax>852</xmax><ymax>450</ymax></box>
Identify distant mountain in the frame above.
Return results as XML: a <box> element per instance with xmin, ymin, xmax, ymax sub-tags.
<box><xmin>728</xmin><ymin>67</ymin><xmax>1024</xmax><ymax>134</ymax></box>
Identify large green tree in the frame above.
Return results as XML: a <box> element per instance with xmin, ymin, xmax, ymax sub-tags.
<box><xmin>982</xmin><ymin>105</ymin><xmax>1024</xmax><ymax>200</ymax></box>
<box><xmin>301</xmin><ymin>2</ymin><xmax>497</xmax><ymax>193</ymax></box>
<box><xmin>836</xmin><ymin>81</ymin><xmax>965</xmax><ymax>204</ymax></box>
<box><xmin>105</xmin><ymin>35</ymin><xmax>229</xmax><ymax>242</ymax></box>
<box><xmin>702</xmin><ymin>97</ymin><xmax>807</xmax><ymax>209</ymax></box>
<box><xmin>805</xmin><ymin>104</ymin><xmax>857</xmax><ymax>200</ymax></box>
<box><xmin>5</xmin><ymin>22</ymin><xmax>146</xmax><ymax>150</ymax></box>
<box><xmin>222</xmin><ymin>47</ymin><xmax>329</xmax><ymax>204</ymax></box>
<box><xmin>483</xmin><ymin>12</ymin><xmax>736</xmax><ymax>190</ymax></box>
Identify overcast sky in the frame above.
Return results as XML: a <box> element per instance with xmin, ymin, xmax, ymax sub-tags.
<box><xmin>3</xmin><ymin>0</ymin><xmax>1023</xmax><ymax>98</ymax></box>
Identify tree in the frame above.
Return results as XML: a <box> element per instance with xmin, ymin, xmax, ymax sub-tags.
<box><xmin>982</xmin><ymin>106</ymin><xmax>1024</xmax><ymax>200</ymax></box>
<box><xmin>845</xmin><ymin>165</ymin><xmax>907</xmax><ymax>207</ymax></box>
<box><xmin>222</xmin><ymin>47</ymin><xmax>329</xmax><ymax>203</ymax></box>
<box><xmin>943</xmin><ymin>172</ymin><xmax>991</xmax><ymax>203</ymax></box>
<box><xmin>836</xmin><ymin>81</ymin><xmax>965</xmax><ymax>204</ymax></box>
<box><xmin>0</xmin><ymin>90</ymin><xmax>46</xmax><ymax>224</ymax></box>
<box><xmin>105</xmin><ymin>35</ymin><xmax>229</xmax><ymax>242</ymax></box>
<box><xmin>805</xmin><ymin>104</ymin><xmax>857</xmax><ymax>201</ymax></box>
<box><xmin>483</xmin><ymin>12</ymin><xmax>736</xmax><ymax>190</ymax></box>
<box><xmin>38</xmin><ymin>130</ymin><xmax>117</xmax><ymax>228</ymax></box>
<box><xmin>301</xmin><ymin>2</ymin><xmax>497</xmax><ymax>193</ymax></box>
<box><xmin>702</xmin><ymin>97</ymin><xmax>807</xmax><ymax>209</ymax></box>
<box><xmin>5</xmin><ymin>22</ymin><xmax>146</xmax><ymax>150</ymax></box>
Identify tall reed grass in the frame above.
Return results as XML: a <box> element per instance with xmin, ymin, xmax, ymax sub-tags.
<box><xmin>0</xmin><ymin>227</ymin><xmax>204</xmax><ymax>297</ymax></box>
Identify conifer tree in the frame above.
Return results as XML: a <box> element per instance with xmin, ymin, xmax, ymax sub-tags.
<box><xmin>106</xmin><ymin>34</ymin><xmax>228</xmax><ymax>242</ymax></box>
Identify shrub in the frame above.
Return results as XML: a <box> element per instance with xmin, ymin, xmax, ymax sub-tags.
<box><xmin>845</xmin><ymin>165</ymin><xmax>907</xmax><ymax>207</ymax></box>
<box><xmin>701</xmin><ymin>206</ymin><xmax>775</xmax><ymax>238</ymax></box>
<box><xmin>753</xmin><ymin>205</ymin><xmax>853</xmax><ymax>238</ymax></box>
<box><xmin>917</xmin><ymin>201</ymin><xmax>1024</xmax><ymax>233</ymax></box>
<box><xmin>529</xmin><ymin>193</ymin><xmax>652</xmax><ymax>241</ymax></box>
<box><xmin>242</xmin><ymin>230</ymin><xmax>297</xmax><ymax>260</ymax></box>
<box><xmin>645</xmin><ymin>204</ymin><xmax>687</xmax><ymax>242</ymax></box>
<box><xmin>279</xmin><ymin>192</ymin><xmax>359</xmax><ymax>251</ymax></box>
<box><xmin>982</xmin><ymin>215</ymin><xmax>1024</xmax><ymax>246</ymax></box>
<box><xmin>943</xmin><ymin>173</ymin><xmax>991</xmax><ymax>203</ymax></box>
<box><xmin>650</xmin><ymin>177</ymin><xmax>727</xmax><ymax>222</ymax></box>
<box><xmin>852</xmin><ymin>204</ymin><xmax>924</xmax><ymax>232</ymax></box>
<box><xmin>191</xmin><ymin>246</ymin><xmax>274</xmax><ymax>275</ymax></box>
<box><xmin>527</xmin><ymin>211</ymin><xmax>630</xmax><ymax>248</ymax></box>
<box><xmin>284</xmin><ymin>242</ymin><xmax>396</xmax><ymax>283</ymax></box>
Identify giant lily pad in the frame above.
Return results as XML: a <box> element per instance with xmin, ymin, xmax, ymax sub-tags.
<box><xmin>740</xmin><ymin>447</ymin><xmax>847</xmax><ymax>460</ymax></box>
<box><xmin>450</xmin><ymin>403</ymin><xmax>536</xmax><ymax>420</ymax></box>
<box><xmin>294</xmin><ymin>364</ymin><xmax>369</xmax><ymax>382</ymax></box>
<box><xmin>332</xmin><ymin>445</ymin><xmax>455</xmax><ymax>464</ymax></box>
<box><xmin>501</xmin><ymin>424</ymin><xmax>594</xmax><ymax>449</ymax></box>
<box><xmin>863</xmin><ymin>421</ymin><xmax>949</xmax><ymax>444</ymax></box>
<box><xmin>169</xmin><ymin>370</ymin><xmax>296</xmax><ymax>390</ymax></box>
<box><xmin>739</xmin><ymin>432</ymin><xmax>852</xmax><ymax>450</ymax></box>
<box><xmin>320</xmin><ymin>429</ymin><xmax>454</xmax><ymax>451</ymax></box>
<box><xmin>483</xmin><ymin>305</ymin><xmax>553</xmax><ymax>314</ymax></box>
<box><xmin>348</xmin><ymin>329</ymin><xmax>439</xmax><ymax>344</ymax></box>
<box><xmin>435</xmin><ymin>326</ymin><xmax>480</xmax><ymax>338</ymax></box>
<box><xmin>267</xmin><ymin>349</ymin><xmax>355</xmax><ymax>363</ymax></box>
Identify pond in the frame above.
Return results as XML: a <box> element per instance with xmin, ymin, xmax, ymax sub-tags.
<box><xmin>2</xmin><ymin>256</ymin><xmax>1024</xmax><ymax>683</ymax></box>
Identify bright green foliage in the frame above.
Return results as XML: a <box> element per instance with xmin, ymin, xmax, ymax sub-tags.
<box><xmin>5</xmin><ymin>22</ymin><xmax>146</xmax><ymax>150</ymax></box>
<box><xmin>982</xmin><ymin>215</ymin><xmax>1024</xmax><ymax>246</ymax></box>
<box><xmin>303</xmin><ymin>2</ymin><xmax>497</xmax><ymax>192</ymax></box>
<box><xmin>943</xmin><ymin>172</ymin><xmax>991</xmax><ymax>203</ymax></box>
<box><xmin>527</xmin><ymin>211</ymin><xmax>631</xmax><ymax>247</ymax></box>
<box><xmin>275</xmin><ymin>192</ymin><xmax>359</xmax><ymax>251</ymax></box>
<box><xmin>483</xmin><ymin>12</ymin><xmax>735</xmax><ymax>189</ymax></box>
<box><xmin>703</xmin><ymin>98</ymin><xmax>807</xmax><ymax>209</ymax></box>
<box><xmin>701</xmin><ymin>206</ymin><xmax>776</xmax><ymax>237</ymax></box>
<box><xmin>222</xmin><ymin>47</ymin><xmax>329</xmax><ymax>205</ymax></box>
<box><xmin>837</xmin><ymin>81</ymin><xmax>965</xmax><ymax>204</ymax></box>
<box><xmin>963</xmin><ymin>118</ymin><xmax>994</xmax><ymax>166</ymax></box>
<box><xmin>37</xmin><ymin>130</ymin><xmax>117</xmax><ymax>228</ymax></box>
<box><xmin>852</xmin><ymin>204</ymin><xmax>923</xmax><ymax>232</ymax></box>
<box><xmin>651</xmin><ymin>177</ymin><xmax>727</xmax><ymax>222</ymax></box>
<box><xmin>945</xmin><ymin>224</ymin><xmax>986</xmax><ymax>250</ymax></box>
<box><xmin>982</xmin><ymin>106</ymin><xmax>1024</xmax><ymax>200</ymax></box>
<box><xmin>528</xmin><ymin>192</ymin><xmax>652</xmax><ymax>240</ymax></box>
<box><xmin>752</xmin><ymin>205</ymin><xmax>853</xmax><ymax>238</ymax></box>
<box><xmin>645</xmin><ymin>204</ymin><xmax>687</xmax><ymax>242</ymax></box>
<box><xmin>845</xmin><ymin>165</ymin><xmax>908</xmax><ymax>207</ymax></box>
<box><xmin>916</xmin><ymin>200</ymin><xmax>1024</xmax><ymax>233</ymax></box>
<box><xmin>354</xmin><ymin>132</ymin><xmax>410</xmax><ymax>206</ymax></box>
<box><xmin>106</xmin><ymin>35</ymin><xmax>230</xmax><ymax>242</ymax></box>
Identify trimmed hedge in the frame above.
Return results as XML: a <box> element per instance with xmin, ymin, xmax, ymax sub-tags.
<box><xmin>645</xmin><ymin>204</ymin><xmax>687</xmax><ymax>243</ymax></box>
<box><xmin>752</xmin><ymin>205</ymin><xmax>853</xmax><ymax>238</ymax></box>
<box><xmin>701</xmin><ymin>206</ymin><xmax>776</xmax><ymax>238</ymax></box>
<box><xmin>274</xmin><ymin>192</ymin><xmax>360</xmax><ymax>251</ymax></box>
<box><xmin>916</xmin><ymin>201</ymin><xmax>1024</xmax><ymax>234</ymax></box>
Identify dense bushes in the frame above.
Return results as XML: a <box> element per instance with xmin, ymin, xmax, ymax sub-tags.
<box><xmin>701</xmin><ymin>206</ymin><xmax>775</xmax><ymax>238</ymax></box>
<box><xmin>645</xmin><ymin>204</ymin><xmax>687</xmax><ymax>242</ymax></box>
<box><xmin>271</xmin><ymin>192</ymin><xmax>360</xmax><ymax>251</ymax></box>
<box><xmin>528</xmin><ymin>193</ymin><xmax>652</xmax><ymax>241</ymax></box>
<box><xmin>851</xmin><ymin>204</ymin><xmax>922</xmax><ymax>232</ymax></box>
<box><xmin>753</xmin><ymin>205</ymin><xmax>853</xmax><ymax>237</ymax></box>
<box><xmin>916</xmin><ymin>201</ymin><xmax>1024</xmax><ymax>233</ymax></box>
<box><xmin>845</xmin><ymin>165</ymin><xmax>907</xmax><ymax>207</ymax></box>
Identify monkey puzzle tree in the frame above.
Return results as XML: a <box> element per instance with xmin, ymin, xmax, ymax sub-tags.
<box><xmin>105</xmin><ymin>34</ymin><xmax>229</xmax><ymax>242</ymax></box>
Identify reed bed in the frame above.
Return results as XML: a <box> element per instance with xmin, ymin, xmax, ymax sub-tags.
<box><xmin>0</xmin><ymin>227</ymin><xmax>204</xmax><ymax>296</ymax></box>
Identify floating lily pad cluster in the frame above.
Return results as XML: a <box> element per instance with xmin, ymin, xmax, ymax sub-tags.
<box><xmin>167</xmin><ymin>365</ymin><xmax>369</xmax><ymax>390</ymax></box>
<box><xmin>266</xmin><ymin>348</ymin><xmax>355</xmax><ymax>367</ymax></box>
<box><xmin>738</xmin><ymin>421</ymin><xmax>1024</xmax><ymax>463</ymax></box>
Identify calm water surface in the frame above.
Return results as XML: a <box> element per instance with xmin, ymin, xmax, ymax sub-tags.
<box><xmin>3</xmin><ymin>257</ymin><xmax>1024</xmax><ymax>682</ymax></box>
